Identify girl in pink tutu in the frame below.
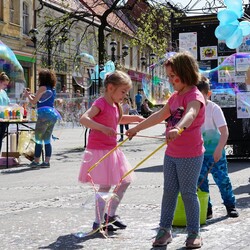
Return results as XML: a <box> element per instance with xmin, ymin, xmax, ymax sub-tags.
<box><xmin>78</xmin><ymin>70</ymin><xmax>144</xmax><ymax>231</ymax></box>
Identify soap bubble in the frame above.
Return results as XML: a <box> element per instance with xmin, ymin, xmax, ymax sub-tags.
<box><xmin>82</xmin><ymin>150</ymin><xmax>93</xmax><ymax>163</ymax></box>
<box><xmin>72</xmin><ymin>52</ymin><xmax>96</xmax><ymax>90</ymax></box>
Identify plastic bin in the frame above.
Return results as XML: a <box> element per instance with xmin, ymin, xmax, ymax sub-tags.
<box><xmin>173</xmin><ymin>190</ymin><xmax>209</xmax><ymax>226</ymax></box>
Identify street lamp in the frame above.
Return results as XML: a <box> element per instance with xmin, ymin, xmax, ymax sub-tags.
<box><xmin>110</xmin><ymin>40</ymin><xmax>129</xmax><ymax>64</ymax></box>
<box><xmin>45</xmin><ymin>25</ymin><xmax>52</xmax><ymax>68</ymax></box>
<box><xmin>29</xmin><ymin>28</ymin><xmax>39</xmax><ymax>92</ymax></box>
<box><xmin>141</xmin><ymin>52</ymin><xmax>156</xmax><ymax>99</ymax></box>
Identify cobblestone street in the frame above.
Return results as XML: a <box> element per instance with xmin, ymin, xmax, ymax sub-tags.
<box><xmin>0</xmin><ymin>125</ymin><xmax>249</xmax><ymax>250</ymax></box>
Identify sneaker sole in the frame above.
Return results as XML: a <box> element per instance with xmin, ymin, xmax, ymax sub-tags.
<box><xmin>152</xmin><ymin>237</ymin><xmax>172</xmax><ymax>247</ymax></box>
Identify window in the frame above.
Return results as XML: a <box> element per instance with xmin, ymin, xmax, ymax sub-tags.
<box><xmin>23</xmin><ymin>2</ymin><xmax>29</xmax><ymax>35</ymax></box>
<box><xmin>9</xmin><ymin>0</ymin><xmax>20</xmax><ymax>25</ymax></box>
<box><xmin>9</xmin><ymin>0</ymin><xmax>14</xmax><ymax>23</ymax></box>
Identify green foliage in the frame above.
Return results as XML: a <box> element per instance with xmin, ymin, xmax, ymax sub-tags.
<box><xmin>131</xmin><ymin>2</ymin><xmax>183</xmax><ymax>57</ymax></box>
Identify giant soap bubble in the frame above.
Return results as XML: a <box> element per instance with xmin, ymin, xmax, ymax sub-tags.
<box><xmin>73</xmin><ymin>52</ymin><xmax>96</xmax><ymax>90</ymax></box>
<box><xmin>0</xmin><ymin>40</ymin><xmax>25</xmax><ymax>84</ymax></box>
<box><xmin>200</xmin><ymin>53</ymin><xmax>250</xmax><ymax>110</ymax></box>
<box><xmin>142</xmin><ymin>52</ymin><xmax>174</xmax><ymax>105</ymax></box>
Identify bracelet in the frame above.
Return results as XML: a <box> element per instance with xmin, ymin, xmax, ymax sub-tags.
<box><xmin>173</xmin><ymin>126</ymin><xmax>181</xmax><ymax>132</ymax></box>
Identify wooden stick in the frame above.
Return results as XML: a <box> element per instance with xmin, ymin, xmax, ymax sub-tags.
<box><xmin>87</xmin><ymin>138</ymin><xmax>129</xmax><ymax>173</ymax></box>
<box><xmin>121</xmin><ymin>127</ymin><xmax>185</xmax><ymax>180</ymax></box>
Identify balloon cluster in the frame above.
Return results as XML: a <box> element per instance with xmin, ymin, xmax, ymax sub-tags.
<box><xmin>0</xmin><ymin>40</ymin><xmax>25</xmax><ymax>83</ymax></box>
<box><xmin>215</xmin><ymin>0</ymin><xmax>247</xmax><ymax>49</ymax></box>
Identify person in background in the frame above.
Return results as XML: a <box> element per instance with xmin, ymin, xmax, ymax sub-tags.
<box><xmin>78</xmin><ymin>70</ymin><xmax>144</xmax><ymax>232</ymax></box>
<box><xmin>140</xmin><ymin>99</ymin><xmax>153</xmax><ymax>117</ymax></box>
<box><xmin>24</xmin><ymin>69</ymin><xmax>60</xmax><ymax>168</ymax></box>
<box><xmin>118</xmin><ymin>97</ymin><xmax>130</xmax><ymax>142</ymax></box>
<box><xmin>0</xmin><ymin>72</ymin><xmax>10</xmax><ymax>152</ymax></box>
<box><xmin>126</xmin><ymin>51</ymin><xmax>205</xmax><ymax>249</ymax></box>
<box><xmin>75</xmin><ymin>89</ymin><xmax>83</xmax><ymax>97</ymax></box>
<box><xmin>61</xmin><ymin>85</ymin><xmax>67</xmax><ymax>93</ymax></box>
<box><xmin>135</xmin><ymin>90</ymin><xmax>142</xmax><ymax>113</ymax></box>
<box><xmin>197</xmin><ymin>76</ymin><xmax>239</xmax><ymax>219</ymax></box>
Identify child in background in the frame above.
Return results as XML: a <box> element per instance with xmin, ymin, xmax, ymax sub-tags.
<box><xmin>197</xmin><ymin>76</ymin><xmax>239</xmax><ymax>219</ymax></box>
<box><xmin>126</xmin><ymin>52</ymin><xmax>205</xmax><ymax>249</ymax></box>
<box><xmin>78</xmin><ymin>70</ymin><xmax>144</xmax><ymax>231</ymax></box>
<box><xmin>24</xmin><ymin>69</ymin><xmax>59</xmax><ymax>168</ymax></box>
<box><xmin>0</xmin><ymin>72</ymin><xmax>10</xmax><ymax>152</ymax></box>
<box><xmin>118</xmin><ymin>97</ymin><xmax>130</xmax><ymax>142</ymax></box>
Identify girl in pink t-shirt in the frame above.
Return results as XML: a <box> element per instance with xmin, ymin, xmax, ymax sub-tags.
<box><xmin>126</xmin><ymin>52</ymin><xmax>205</xmax><ymax>249</ymax></box>
<box><xmin>78</xmin><ymin>70</ymin><xmax>143</xmax><ymax>231</ymax></box>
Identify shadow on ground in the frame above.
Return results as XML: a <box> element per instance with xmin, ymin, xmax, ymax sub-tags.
<box><xmin>135</xmin><ymin>165</ymin><xmax>163</xmax><ymax>173</ymax></box>
<box><xmin>39</xmin><ymin>231</ymin><xmax>117</xmax><ymax>250</ymax></box>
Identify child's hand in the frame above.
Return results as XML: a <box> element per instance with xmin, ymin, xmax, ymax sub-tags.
<box><xmin>125</xmin><ymin>127</ymin><xmax>137</xmax><ymax>139</ymax></box>
<box><xmin>23</xmin><ymin>88</ymin><xmax>31</xmax><ymax>98</ymax></box>
<box><xmin>213</xmin><ymin>147</ymin><xmax>222</xmax><ymax>163</ymax></box>
<box><xmin>166</xmin><ymin>128</ymin><xmax>181</xmax><ymax>143</ymax></box>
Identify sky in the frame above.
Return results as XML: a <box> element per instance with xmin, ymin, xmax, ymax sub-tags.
<box><xmin>169</xmin><ymin>0</ymin><xmax>250</xmax><ymax>15</ymax></box>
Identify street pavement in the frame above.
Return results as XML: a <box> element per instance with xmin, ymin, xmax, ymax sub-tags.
<box><xmin>0</xmin><ymin>123</ymin><xmax>249</xmax><ymax>250</ymax></box>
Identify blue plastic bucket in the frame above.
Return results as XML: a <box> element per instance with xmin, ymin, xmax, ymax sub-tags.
<box><xmin>173</xmin><ymin>190</ymin><xmax>209</xmax><ymax>226</ymax></box>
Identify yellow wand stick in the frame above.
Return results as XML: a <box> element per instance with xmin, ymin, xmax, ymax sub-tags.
<box><xmin>121</xmin><ymin>141</ymin><xmax>166</xmax><ymax>180</ymax></box>
<box><xmin>121</xmin><ymin>128</ymin><xmax>185</xmax><ymax>180</ymax></box>
<box><xmin>87</xmin><ymin>137</ymin><xmax>129</xmax><ymax>173</ymax></box>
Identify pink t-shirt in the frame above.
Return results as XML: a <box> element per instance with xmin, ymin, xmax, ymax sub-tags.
<box><xmin>165</xmin><ymin>86</ymin><xmax>205</xmax><ymax>158</ymax></box>
<box><xmin>87</xmin><ymin>97</ymin><xmax>119</xmax><ymax>150</ymax></box>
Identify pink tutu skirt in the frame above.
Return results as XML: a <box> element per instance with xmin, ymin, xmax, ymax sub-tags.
<box><xmin>78</xmin><ymin>148</ymin><xmax>135</xmax><ymax>186</ymax></box>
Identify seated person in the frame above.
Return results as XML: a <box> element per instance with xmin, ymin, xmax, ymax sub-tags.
<box><xmin>140</xmin><ymin>99</ymin><xmax>153</xmax><ymax>117</ymax></box>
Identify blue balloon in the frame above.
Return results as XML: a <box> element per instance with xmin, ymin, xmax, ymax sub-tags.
<box><xmin>239</xmin><ymin>21</ymin><xmax>250</xmax><ymax>36</ymax></box>
<box><xmin>246</xmin><ymin>40</ymin><xmax>250</xmax><ymax>46</ymax></box>
<box><xmin>217</xmin><ymin>9</ymin><xmax>238</xmax><ymax>25</ymax></box>
<box><xmin>226</xmin><ymin>28</ymin><xmax>243</xmax><ymax>49</ymax></box>
<box><xmin>104</xmin><ymin>60</ymin><xmax>115</xmax><ymax>73</ymax></box>
<box><xmin>99</xmin><ymin>70</ymin><xmax>106</xmax><ymax>80</ymax></box>
<box><xmin>215</xmin><ymin>24</ymin><xmax>238</xmax><ymax>40</ymax></box>
<box><xmin>224</xmin><ymin>0</ymin><xmax>242</xmax><ymax>10</ymax></box>
<box><xmin>224</xmin><ymin>0</ymin><xmax>243</xmax><ymax>18</ymax></box>
<box><xmin>90</xmin><ymin>65</ymin><xmax>99</xmax><ymax>81</ymax></box>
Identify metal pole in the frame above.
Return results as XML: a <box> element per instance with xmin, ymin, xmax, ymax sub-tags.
<box><xmin>47</xmin><ymin>29</ymin><xmax>52</xmax><ymax>68</ymax></box>
<box><xmin>111</xmin><ymin>46</ymin><xmax>116</xmax><ymax>62</ymax></box>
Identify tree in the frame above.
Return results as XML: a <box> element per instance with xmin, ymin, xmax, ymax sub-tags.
<box><xmin>35</xmin><ymin>0</ymin><xmax>139</xmax><ymax>68</ymax></box>
<box><xmin>129</xmin><ymin>0</ymin><xmax>184</xmax><ymax>57</ymax></box>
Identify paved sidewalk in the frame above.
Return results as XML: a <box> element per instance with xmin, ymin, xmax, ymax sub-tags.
<box><xmin>0</xmin><ymin>124</ymin><xmax>249</xmax><ymax>250</ymax></box>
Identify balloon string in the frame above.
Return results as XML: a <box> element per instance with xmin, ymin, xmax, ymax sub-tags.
<box><xmin>87</xmin><ymin>137</ymin><xmax>129</xmax><ymax>173</ymax></box>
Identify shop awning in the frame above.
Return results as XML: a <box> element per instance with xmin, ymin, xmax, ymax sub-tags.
<box><xmin>13</xmin><ymin>51</ymin><xmax>36</xmax><ymax>63</ymax></box>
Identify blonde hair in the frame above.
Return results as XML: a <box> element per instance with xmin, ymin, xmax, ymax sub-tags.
<box><xmin>165</xmin><ymin>51</ymin><xmax>200</xmax><ymax>86</ymax></box>
<box><xmin>104</xmin><ymin>70</ymin><xmax>132</xmax><ymax>89</ymax></box>
<box><xmin>0</xmin><ymin>72</ymin><xmax>10</xmax><ymax>82</ymax></box>
<box><xmin>104</xmin><ymin>70</ymin><xmax>132</xmax><ymax>121</ymax></box>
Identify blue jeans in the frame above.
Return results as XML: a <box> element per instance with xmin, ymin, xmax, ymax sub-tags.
<box><xmin>160</xmin><ymin>154</ymin><xmax>204</xmax><ymax>233</ymax></box>
<box><xmin>198</xmin><ymin>152</ymin><xmax>236</xmax><ymax>208</ymax></box>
